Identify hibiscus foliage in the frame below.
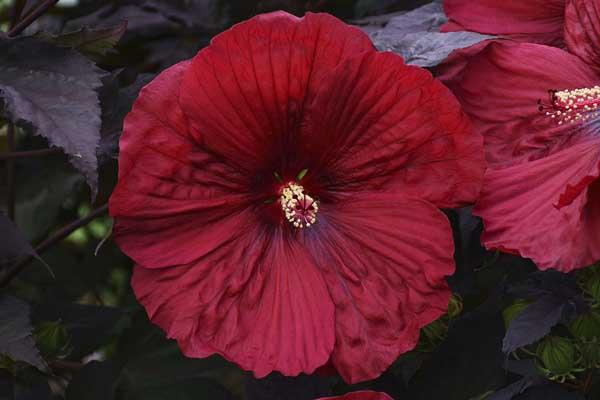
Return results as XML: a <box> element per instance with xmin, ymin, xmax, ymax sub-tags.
<box><xmin>0</xmin><ymin>0</ymin><xmax>599</xmax><ymax>399</ymax></box>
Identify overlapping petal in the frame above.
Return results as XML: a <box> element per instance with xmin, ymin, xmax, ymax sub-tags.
<box><xmin>475</xmin><ymin>139</ymin><xmax>600</xmax><ymax>271</ymax></box>
<box><xmin>109</xmin><ymin>61</ymin><xmax>255</xmax><ymax>269</ymax></box>
<box><xmin>441</xmin><ymin>41</ymin><xmax>598</xmax><ymax>167</ymax></box>
<box><xmin>311</xmin><ymin>193</ymin><xmax>454</xmax><ymax>382</ymax></box>
<box><xmin>317</xmin><ymin>391</ymin><xmax>394</xmax><ymax>400</ymax></box>
<box><xmin>565</xmin><ymin>0</ymin><xmax>600</xmax><ymax>72</ymax></box>
<box><xmin>442</xmin><ymin>0</ymin><xmax>566</xmax><ymax>45</ymax></box>
<box><xmin>179</xmin><ymin>11</ymin><xmax>373</xmax><ymax>173</ymax></box>
<box><xmin>303</xmin><ymin>51</ymin><xmax>483</xmax><ymax>209</ymax></box>
<box><xmin>131</xmin><ymin>224</ymin><xmax>336</xmax><ymax>377</ymax></box>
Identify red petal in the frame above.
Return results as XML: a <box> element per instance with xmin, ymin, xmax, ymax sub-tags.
<box><xmin>131</xmin><ymin>226</ymin><xmax>336</xmax><ymax>377</ymax></box>
<box><xmin>317</xmin><ymin>391</ymin><xmax>394</xmax><ymax>400</ymax></box>
<box><xmin>304</xmin><ymin>51</ymin><xmax>484</xmax><ymax>209</ymax></box>
<box><xmin>442</xmin><ymin>0</ymin><xmax>566</xmax><ymax>45</ymax></box>
<box><xmin>441</xmin><ymin>41</ymin><xmax>598</xmax><ymax>168</ymax></box>
<box><xmin>179</xmin><ymin>11</ymin><xmax>373</xmax><ymax>172</ymax></box>
<box><xmin>475</xmin><ymin>138</ymin><xmax>600</xmax><ymax>272</ymax></box>
<box><xmin>109</xmin><ymin>61</ymin><xmax>255</xmax><ymax>269</ymax></box>
<box><xmin>312</xmin><ymin>193</ymin><xmax>454</xmax><ymax>383</ymax></box>
<box><xmin>565</xmin><ymin>0</ymin><xmax>600</xmax><ymax>72</ymax></box>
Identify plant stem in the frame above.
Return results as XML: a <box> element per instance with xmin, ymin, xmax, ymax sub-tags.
<box><xmin>5</xmin><ymin>123</ymin><xmax>16</xmax><ymax>220</ymax></box>
<box><xmin>9</xmin><ymin>0</ymin><xmax>27</xmax><ymax>28</ymax></box>
<box><xmin>7</xmin><ymin>0</ymin><xmax>59</xmax><ymax>37</ymax></box>
<box><xmin>0</xmin><ymin>204</ymin><xmax>109</xmax><ymax>288</ymax></box>
<box><xmin>49</xmin><ymin>359</ymin><xmax>85</xmax><ymax>372</ymax></box>
<box><xmin>0</xmin><ymin>148</ymin><xmax>62</xmax><ymax>160</ymax></box>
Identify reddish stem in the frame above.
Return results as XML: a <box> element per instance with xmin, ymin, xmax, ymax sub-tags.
<box><xmin>0</xmin><ymin>148</ymin><xmax>62</xmax><ymax>160</ymax></box>
<box><xmin>7</xmin><ymin>0</ymin><xmax>59</xmax><ymax>37</ymax></box>
<box><xmin>0</xmin><ymin>204</ymin><xmax>109</xmax><ymax>288</ymax></box>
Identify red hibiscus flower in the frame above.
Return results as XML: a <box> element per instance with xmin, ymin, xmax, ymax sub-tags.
<box><xmin>109</xmin><ymin>11</ymin><xmax>484</xmax><ymax>383</ymax></box>
<box><xmin>443</xmin><ymin>0</ymin><xmax>600</xmax><ymax>70</ymax></box>
<box><xmin>317</xmin><ymin>391</ymin><xmax>393</xmax><ymax>400</ymax></box>
<box><xmin>441</xmin><ymin>40</ymin><xmax>600</xmax><ymax>272</ymax></box>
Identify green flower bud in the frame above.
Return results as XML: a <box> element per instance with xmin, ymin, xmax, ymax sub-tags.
<box><xmin>419</xmin><ymin>318</ymin><xmax>448</xmax><ymax>350</ymax></box>
<box><xmin>576</xmin><ymin>340</ymin><xmax>600</xmax><ymax>369</ymax></box>
<box><xmin>447</xmin><ymin>294</ymin><xmax>463</xmax><ymax>319</ymax></box>
<box><xmin>34</xmin><ymin>320</ymin><xmax>70</xmax><ymax>357</ymax></box>
<box><xmin>502</xmin><ymin>299</ymin><xmax>531</xmax><ymax>328</ymax></box>
<box><xmin>570</xmin><ymin>311</ymin><xmax>600</xmax><ymax>341</ymax></box>
<box><xmin>585</xmin><ymin>273</ymin><xmax>600</xmax><ymax>303</ymax></box>
<box><xmin>537</xmin><ymin>336</ymin><xmax>577</xmax><ymax>376</ymax></box>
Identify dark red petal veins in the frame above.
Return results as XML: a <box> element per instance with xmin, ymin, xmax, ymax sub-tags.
<box><xmin>109</xmin><ymin>61</ymin><xmax>255</xmax><ymax>269</ymax></box>
<box><xmin>474</xmin><ymin>138</ymin><xmax>600</xmax><ymax>272</ymax></box>
<box><xmin>303</xmin><ymin>51</ymin><xmax>484</xmax><ymax>209</ymax></box>
<box><xmin>316</xmin><ymin>391</ymin><xmax>394</xmax><ymax>400</ymax></box>
<box><xmin>442</xmin><ymin>0</ymin><xmax>566</xmax><ymax>45</ymax></box>
<box><xmin>131</xmin><ymin>225</ymin><xmax>336</xmax><ymax>378</ymax></box>
<box><xmin>179</xmin><ymin>12</ymin><xmax>374</xmax><ymax>174</ymax></box>
<box><xmin>441</xmin><ymin>41</ymin><xmax>599</xmax><ymax>168</ymax></box>
<box><xmin>308</xmin><ymin>193</ymin><xmax>454</xmax><ymax>383</ymax></box>
<box><xmin>565</xmin><ymin>0</ymin><xmax>600</xmax><ymax>72</ymax></box>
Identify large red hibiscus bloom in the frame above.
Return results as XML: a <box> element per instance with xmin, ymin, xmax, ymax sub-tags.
<box><xmin>442</xmin><ymin>40</ymin><xmax>600</xmax><ymax>272</ymax></box>
<box><xmin>443</xmin><ymin>0</ymin><xmax>600</xmax><ymax>70</ymax></box>
<box><xmin>109</xmin><ymin>11</ymin><xmax>483</xmax><ymax>383</ymax></box>
<box><xmin>317</xmin><ymin>391</ymin><xmax>393</xmax><ymax>400</ymax></box>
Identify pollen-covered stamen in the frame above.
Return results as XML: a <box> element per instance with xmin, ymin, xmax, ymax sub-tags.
<box><xmin>539</xmin><ymin>86</ymin><xmax>600</xmax><ymax>125</ymax></box>
<box><xmin>280</xmin><ymin>182</ymin><xmax>318</xmax><ymax>229</ymax></box>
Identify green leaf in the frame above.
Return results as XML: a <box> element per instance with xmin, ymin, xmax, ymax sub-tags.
<box><xmin>33</xmin><ymin>22</ymin><xmax>127</xmax><ymax>59</ymax></box>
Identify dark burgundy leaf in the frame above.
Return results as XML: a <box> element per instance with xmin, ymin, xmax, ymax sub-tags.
<box><xmin>0</xmin><ymin>296</ymin><xmax>46</xmax><ymax>371</ymax></box>
<box><xmin>245</xmin><ymin>373</ymin><xmax>332</xmax><ymax>400</ymax></box>
<box><xmin>369</xmin><ymin>2</ymin><xmax>493</xmax><ymax>67</ymax></box>
<box><xmin>515</xmin><ymin>383</ymin><xmax>585</xmax><ymax>400</ymax></box>
<box><xmin>0</xmin><ymin>37</ymin><xmax>105</xmax><ymax>197</ymax></box>
<box><xmin>0</xmin><ymin>214</ymin><xmax>49</xmax><ymax>271</ymax></box>
<box><xmin>502</xmin><ymin>295</ymin><xmax>566</xmax><ymax>353</ymax></box>
<box><xmin>65</xmin><ymin>0</ymin><xmax>228</xmax><ymax>36</ymax></box>
<box><xmin>66</xmin><ymin>361</ymin><xmax>121</xmax><ymax>400</ymax></box>
<box><xmin>354</xmin><ymin>0</ymin><xmax>428</xmax><ymax>17</ymax></box>
<box><xmin>98</xmin><ymin>71</ymin><xmax>154</xmax><ymax>165</ymax></box>
<box><xmin>489</xmin><ymin>377</ymin><xmax>547</xmax><ymax>400</ymax></box>
<box><xmin>408</xmin><ymin>309</ymin><xmax>506</xmax><ymax>400</ymax></box>
<box><xmin>0</xmin><ymin>368</ymin><xmax>51</xmax><ymax>400</ymax></box>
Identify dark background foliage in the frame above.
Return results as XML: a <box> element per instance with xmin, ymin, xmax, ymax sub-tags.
<box><xmin>0</xmin><ymin>0</ymin><xmax>599</xmax><ymax>399</ymax></box>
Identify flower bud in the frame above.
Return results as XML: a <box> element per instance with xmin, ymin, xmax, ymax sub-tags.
<box><xmin>569</xmin><ymin>311</ymin><xmax>600</xmax><ymax>341</ymax></box>
<box><xmin>502</xmin><ymin>299</ymin><xmax>531</xmax><ymax>328</ymax></box>
<box><xmin>536</xmin><ymin>336</ymin><xmax>577</xmax><ymax>376</ymax></box>
<box><xmin>585</xmin><ymin>272</ymin><xmax>600</xmax><ymax>303</ymax></box>
<box><xmin>576</xmin><ymin>340</ymin><xmax>600</xmax><ymax>369</ymax></box>
<box><xmin>447</xmin><ymin>294</ymin><xmax>463</xmax><ymax>319</ymax></box>
<box><xmin>419</xmin><ymin>319</ymin><xmax>448</xmax><ymax>350</ymax></box>
<box><xmin>34</xmin><ymin>320</ymin><xmax>70</xmax><ymax>358</ymax></box>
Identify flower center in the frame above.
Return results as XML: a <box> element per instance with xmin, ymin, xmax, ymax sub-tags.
<box><xmin>539</xmin><ymin>86</ymin><xmax>600</xmax><ymax>125</ymax></box>
<box><xmin>280</xmin><ymin>182</ymin><xmax>318</xmax><ymax>229</ymax></box>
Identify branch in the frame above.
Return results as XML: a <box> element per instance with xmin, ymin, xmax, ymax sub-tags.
<box><xmin>0</xmin><ymin>148</ymin><xmax>63</xmax><ymax>160</ymax></box>
<box><xmin>0</xmin><ymin>204</ymin><xmax>109</xmax><ymax>287</ymax></box>
<box><xmin>5</xmin><ymin>124</ymin><xmax>16</xmax><ymax>220</ymax></box>
<box><xmin>49</xmin><ymin>359</ymin><xmax>85</xmax><ymax>372</ymax></box>
<box><xmin>9</xmin><ymin>0</ymin><xmax>27</xmax><ymax>28</ymax></box>
<box><xmin>7</xmin><ymin>0</ymin><xmax>59</xmax><ymax>37</ymax></box>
